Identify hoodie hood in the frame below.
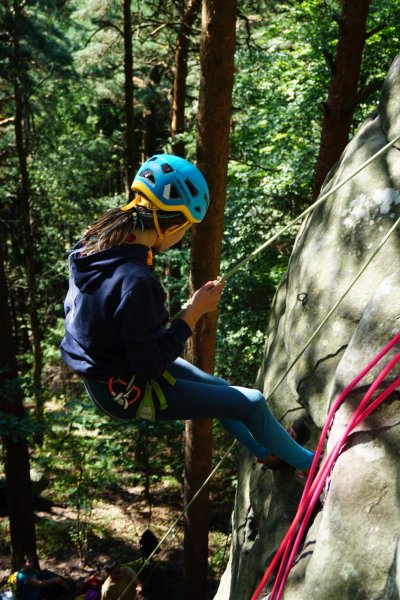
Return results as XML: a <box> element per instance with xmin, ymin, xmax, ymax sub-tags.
<box><xmin>70</xmin><ymin>244</ymin><xmax>149</xmax><ymax>293</ymax></box>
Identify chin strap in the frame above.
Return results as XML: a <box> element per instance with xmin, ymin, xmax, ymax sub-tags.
<box><xmin>122</xmin><ymin>194</ymin><xmax>190</xmax><ymax>251</ymax></box>
<box><xmin>151</xmin><ymin>203</ymin><xmax>165</xmax><ymax>242</ymax></box>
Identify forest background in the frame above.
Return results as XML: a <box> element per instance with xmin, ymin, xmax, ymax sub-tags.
<box><xmin>1</xmin><ymin>1</ymin><xmax>400</xmax><ymax>599</ymax></box>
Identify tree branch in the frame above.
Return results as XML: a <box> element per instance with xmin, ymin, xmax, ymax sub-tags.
<box><xmin>322</xmin><ymin>48</ymin><xmax>336</xmax><ymax>75</ymax></box>
<box><xmin>365</xmin><ymin>23</ymin><xmax>386</xmax><ymax>40</ymax></box>
<box><xmin>342</xmin><ymin>78</ymin><xmax>385</xmax><ymax>114</ymax></box>
<box><xmin>237</xmin><ymin>9</ymin><xmax>256</xmax><ymax>50</ymax></box>
<box><xmin>22</xmin><ymin>66</ymin><xmax>55</xmax><ymax>110</ymax></box>
<box><xmin>85</xmin><ymin>20</ymin><xmax>124</xmax><ymax>47</ymax></box>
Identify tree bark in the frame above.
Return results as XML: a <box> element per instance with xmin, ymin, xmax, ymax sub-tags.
<box><xmin>12</xmin><ymin>0</ymin><xmax>44</xmax><ymax>431</ymax></box>
<box><xmin>0</xmin><ymin>226</ymin><xmax>37</xmax><ymax>571</ymax></box>
<box><xmin>312</xmin><ymin>0</ymin><xmax>371</xmax><ymax>197</ymax></box>
<box><xmin>168</xmin><ymin>0</ymin><xmax>201</xmax><ymax>323</ymax></box>
<box><xmin>183</xmin><ymin>1</ymin><xmax>236</xmax><ymax>599</ymax></box>
<box><xmin>123</xmin><ymin>0</ymin><xmax>135</xmax><ymax>195</ymax></box>
<box><xmin>141</xmin><ymin>65</ymin><xmax>168</xmax><ymax>160</ymax></box>
<box><xmin>171</xmin><ymin>0</ymin><xmax>201</xmax><ymax>157</ymax></box>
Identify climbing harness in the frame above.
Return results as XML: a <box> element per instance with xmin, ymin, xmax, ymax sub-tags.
<box><xmin>251</xmin><ymin>332</ymin><xmax>400</xmax><ymax>600</ymax></box>
<box><xmin>107</xmin><ymin>374</ymin><xmax>141</xmax><ymax>409</ymax></box>
<box><xmin>135</xmin><ymin>371</ymin><xmax>175</xmax><ymax>420</ymax></box>
<box><xmin>86</xmin><ymin>371</ymin><xmax>176</xmax><ymax>421</ymax></box>
<box><xmin>112</xmin><ymin>370</ymin><xmax>176</xmax><ymax>420</ymax></box>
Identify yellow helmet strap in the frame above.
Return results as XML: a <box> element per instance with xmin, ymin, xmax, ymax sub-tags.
<box><xmin>121</xmin><ymin>194</ymin><xmax>189</xmax><ymax>243</ymax></box>
<box><xmin>152</xmin><ymin>204</ymin><xmax>165</xmax><ymax>242</ymax></box>
<box><xmin>151</xmin><ymin>206</ymin><xmax>190</xmax><ymax>243</ymax></box>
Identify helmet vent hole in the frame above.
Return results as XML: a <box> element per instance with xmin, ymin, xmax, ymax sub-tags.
<box><xmin>141</xmin><ymin>169</ymin><xmax>156</xmax><ymax>185</ymax></box>
<box><xmin>185</xmin><ymin>179</ymin><xmax>198</xmax><ymax>197</ymax></box>
<box><xmin>194</xmin><ymin>206</ymin><xmax>202</xmax><ymax>213</ymax></box>
<box><xmin>170</xmin><ymin>185</ymin><xmax>179</xmax><ymax>198</ymax></box>
<box><xmin>163</xmin><ymin>184</ymin><xmax>179</xmax><ymax>199</ymax></box>
<box><xmin>161</xmin><ymin>163</ymin><xmax>174</xmax><ymax>174</ymax></box>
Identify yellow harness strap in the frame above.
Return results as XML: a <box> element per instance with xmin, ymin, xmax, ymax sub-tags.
<box><xmin>136</xmin><ymin>371</ymin><xmax>176</xmax><ymax>420</ymax></box>
<box><xmin>161</xmin><ymin>370</ymin><xmax>176</xmax><ymax>385</ymax></box>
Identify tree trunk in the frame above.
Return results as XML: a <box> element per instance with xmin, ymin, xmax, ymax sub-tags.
<box><xmin>168</xmin><ymin>0</ymin><xmax>201</xmax><ymax>322</ymax></box>
<box><xmin>171</xmin><ymin>0</ymin><xmax>201</xmax><ymax>157</ymax></box>
<box><xmin>183</xmin><ymin>1</ymin><xmax>236</xmax><ymax>598</ymax></box>
<box><xmin>123</xmin><ymin>0</ymin><xmax>135</xmax><ymax>195</ymax></box>
<box><xmin>141</xmin><ymin>65</ymin><xmax>167</xmax><ymax>160</ymax></box>
<box><xmin>12</xmin><ymin>0</ymin><xmax>44</xmax><ymax>431</ymax></box>
<box><xmin>0</xmin><ymin>226</ymin><xmax>37</xmax><ymax>571</ymax></box>
<box><xmin>312</xmin><ymin>0</ymin><xmax>371</xmax><ymax>197</ymax></box>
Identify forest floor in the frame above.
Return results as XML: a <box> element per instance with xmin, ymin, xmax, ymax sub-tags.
<box><xmin>0</xmin><ymin>476</ymin><xmax>235</xmax><ymax>600</ymax></box>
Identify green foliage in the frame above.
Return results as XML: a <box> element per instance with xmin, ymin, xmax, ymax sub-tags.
<box><xmin>35</xmin><ymin>390</ymin><xmax>185</xmax><ymax>496</ymax></box>
<box><xmin>0</xmin><ymin>411</ymin><xmax>34</xmax><ymax>440</ymax></box>
<box><xmin>0</xmin><ymin>373</ymin><xmax>39</xmax><ymax>439</ymax></box>
<box><xmin>36</xmin><ymin>517</ymin><xmax>74</xmax><ymax>559</ymax></box>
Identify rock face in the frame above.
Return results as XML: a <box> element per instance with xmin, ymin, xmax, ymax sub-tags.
<box><xmin>215</xmin><ymin>55</ymin><xmax>400</xmax><ymax>599</ymax></box>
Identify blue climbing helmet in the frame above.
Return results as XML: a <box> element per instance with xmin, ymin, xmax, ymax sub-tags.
<box><xmin>130</xmin><ymin>154</ymin><xmax>210</xmax><ymax>223</ymax></box>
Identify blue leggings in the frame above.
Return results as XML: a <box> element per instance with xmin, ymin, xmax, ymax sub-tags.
<box><xmin>84</xmin><ymin>358</ymin><xmax>314</xmax><ymax>470</ymax></box>
<box><xmin>164</xmin><ymin>359</ymin><xmax>313</xmax><ymax>469</ymax></box>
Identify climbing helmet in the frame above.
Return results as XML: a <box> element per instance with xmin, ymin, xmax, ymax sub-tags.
<box><xmin>130</xmin><ymin>154</ymin><xmax>210</xmax><ymax>223</ymax></box>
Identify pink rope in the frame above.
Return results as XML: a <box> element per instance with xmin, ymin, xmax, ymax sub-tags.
<box><xmin>251</xmin><ymin>332</ymin><xmax>400</xmax><ymax>600</ymax></box>
<box><xmin>274</xmin><ymin>362</ymin><xmax>400</xmax><ymax>600</ymax></box>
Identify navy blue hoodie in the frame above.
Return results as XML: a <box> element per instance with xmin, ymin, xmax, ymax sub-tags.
<box><xmin>60</xmin><ymin>244</ymin><xmax>192</xmax><ymax>382</ymax></box>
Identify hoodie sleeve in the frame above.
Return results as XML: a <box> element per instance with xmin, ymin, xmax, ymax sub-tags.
<box><xmin>115</xmin><ymin>275</ymin><xmax>192</xmax><ymax>381</ymax></box>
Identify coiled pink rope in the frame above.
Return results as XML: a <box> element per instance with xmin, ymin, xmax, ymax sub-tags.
<box><xmin>251</xmin><ymin>331</ymin><xmax>400</xmax><ymax>600</ymax></box>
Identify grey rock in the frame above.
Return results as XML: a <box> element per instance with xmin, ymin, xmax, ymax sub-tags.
<box><xmin>215</xmin><ymin>54</ymin><xmax>400</xmax><ymax>600</ymax></box>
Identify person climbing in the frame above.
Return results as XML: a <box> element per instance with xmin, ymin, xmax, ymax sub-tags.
<box><xmin>60</xmin><ymin>154</ymin><xmax>314</xmax><ymax>471</ymax></box>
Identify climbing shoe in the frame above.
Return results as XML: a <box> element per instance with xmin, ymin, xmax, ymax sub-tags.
<box><xmin>257</xmin><ymin>418</ymin><xmax>311</xmax><ymax>470</ymax></box>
